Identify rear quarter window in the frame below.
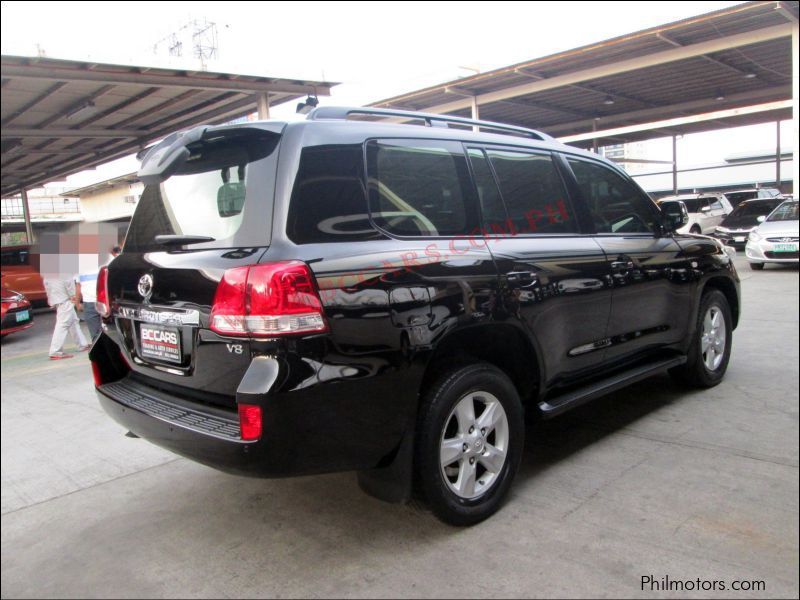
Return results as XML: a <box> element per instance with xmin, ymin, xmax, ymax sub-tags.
<box><xmin>287</xmin><ymin>144</ymin><xmax>376</xmax><ymax>244</ymax></box>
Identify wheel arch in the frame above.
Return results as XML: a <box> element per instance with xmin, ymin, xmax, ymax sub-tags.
<box><xmin>420</xmin><ymin>322</ymin><xmax>542</xmax><ymax>411</ymax></box>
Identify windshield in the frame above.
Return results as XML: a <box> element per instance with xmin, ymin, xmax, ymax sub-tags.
<box><xmin>125</xmin><ymin>131</ymin><xmax>279</xmax><ymax>252</ymax></box>
<box><xmin>766</xmin><ymin>201</ymin><xmax>799</xmax><ymax>222</ymax></box>
<box><xmin>729</xmin><ymin>199</ymin><xmax>782</xmax><ymax>218</ymax></box>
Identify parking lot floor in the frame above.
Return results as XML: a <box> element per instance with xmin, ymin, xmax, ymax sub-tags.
<box><xmin>1</xmin><ymin>256</ymin><xmax>798</xmax><ymax>598</ymax></box>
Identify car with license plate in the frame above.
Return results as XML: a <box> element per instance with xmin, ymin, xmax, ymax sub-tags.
<box><xmin>90</xmin><ymin>107</ymin><xmax>740</xmax><ymax>525</ymax></box>
<box><xmin>745</xmin><ymin>199</ymin><xmax>799</xmax><ymax>270</ymax></box>
<box><xmin>712</xmin><ymin>197</ymin><xmax>785</xmax><ymax>248</ymax></box>
<box><xmin>0</xmin><ymin>287</ymin><xmax>34</xmax><ymax>338</ymax></box>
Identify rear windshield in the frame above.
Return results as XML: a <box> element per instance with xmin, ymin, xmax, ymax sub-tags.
<box><xmin>125</xmin><ymin>131</ymin><xmax>279</xmax><ymax>252</ymax></box>
<box><xmin>767</xmin><ymin>201</ymin><xmax>799</xmax><ymax>222</ymax></box>
<box><xmin>728</xmin><ymin>199</ymin><xmax>782</xmax><ymax>218</ymax></box>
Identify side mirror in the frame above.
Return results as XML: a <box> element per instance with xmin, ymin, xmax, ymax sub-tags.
<box><xmin>756</xmin><ymin>215</ymin><xmax>766</xmax><ymax>223</ymax></box>
<box><xmin>699</xmin><ymin>206</ymin><xmax>711</xmax><ymax>213</ymax></box>
<box><xmin>661</xmin><ymin>202</ymin><xmax>689</xmax><ymax>231</ymax></box>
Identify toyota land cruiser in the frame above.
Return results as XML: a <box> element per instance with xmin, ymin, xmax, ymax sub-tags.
<box><xmin>90</xmin><ymin>107</ymin><xmax>740</xmax><ymax>525</ymax></box>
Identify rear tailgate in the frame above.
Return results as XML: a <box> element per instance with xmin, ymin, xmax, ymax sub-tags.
<box><xmin>106</xmin><ymin>123</ymin><xmax>283</xmax><ymax>408</ymax></box>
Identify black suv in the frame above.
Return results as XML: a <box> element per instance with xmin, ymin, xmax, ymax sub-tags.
<box><xmin>91</xmin><ymin>107</ymin><xmax>740</xmax><ymax>525</ymax></box>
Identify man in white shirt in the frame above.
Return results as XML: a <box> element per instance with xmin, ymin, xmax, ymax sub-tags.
<box><xmin>44</xmin><ymin>277</ymin><xmax>89</xmax><ymax>360</ymax></box>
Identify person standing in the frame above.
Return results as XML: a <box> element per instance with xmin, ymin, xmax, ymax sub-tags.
<box><xmin>45</xmin><ymin>277</ymin><xmax>89</xmax><ymax>360</ymax></box>
<box><xmin>75</xmin><ymin>269</ymin><xmax>101</xmax><ymax>340</ymax></box>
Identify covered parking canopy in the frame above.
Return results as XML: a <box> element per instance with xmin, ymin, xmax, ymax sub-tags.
<box><xmin>0</xmin><ymin>55</ymin><xmax>336</xmax><ymax>200</ymax></box>
<box><xmin>370</xmin><ymin>1</ymin><xmax>799</xmax><ymax>194</ymax></box>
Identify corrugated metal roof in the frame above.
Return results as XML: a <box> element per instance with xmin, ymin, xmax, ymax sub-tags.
<box><xmin>370</xmin><ymin>1</ymin><xmax>797</xmax><ymax>146</ymax></box>
<box><xmin>1</xmin><ymin>55</ymin><xmax>336</xmax><ymax>197</ymax></box>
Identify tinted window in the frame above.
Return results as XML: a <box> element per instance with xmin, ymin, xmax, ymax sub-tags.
<box><xmin>708</xmin><ymin>197</ymin><xmax>723</xmax><ymax>210</ymax></box>
<box><xmin>485</xmin><ymin>150</ymin><xmax>576</xmax><ymax>234</ymax></box>
<box><xmin>467</xmin><ymin>148</ymin><xmax>508</xmax><ymax>233</ymax></box>
<box><xmin>1</xmin><ymin>247</ymin><xmax>29</xmax><ymax>266</ymax></box>
<box><xmin>288</xmin><ymin>144</ymin><xmax>374</xmax><ymax>244</ymax></box>
<box><xmin>567</xmin><ymin>158</ymin><xmax>657</xmax><ymax>234</ymax></box>
<box><xmin>367</xmin><ymin>140</ymin><xmax>479</xmax><ymax>237</ymax></box>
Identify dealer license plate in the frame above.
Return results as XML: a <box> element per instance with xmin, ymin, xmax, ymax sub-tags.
<box><xmin>774</xmin><ymin>243</ymin><xmax>798</xmax><ymax>253</ymax></box>
<box><xmin>734</xmin><ymin>236</ymin><xmax>746</xmax><ymax>243</ymax></box>
<box><xmin>140</xmin><ymin>324</ymin><xmax>182</xmax><ymax>363</ymax></box>
<box><xmin>15</xmin><ymin>310</ymin><xmax>29</xmax><ymax>322</ymax></box>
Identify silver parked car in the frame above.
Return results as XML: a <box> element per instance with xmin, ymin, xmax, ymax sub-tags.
<box><xmin>745</xmin><ymin>200</ymin><xmax>799</xmax><ymax>270</ymax></box>
<box><xmin>657</xmin><ymin>193</ymin><xmax>733</xmax><ymax>235</ymax></box>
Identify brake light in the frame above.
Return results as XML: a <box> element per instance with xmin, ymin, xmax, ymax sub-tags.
<box><xmin>238</xmin><ymin>404</ymin><xmax>262</xmax><ymax>441</ymax></box>
<box><xmin>210</xmin><ymin>261</ymin><xmax>327</xmax><ymax>337</ymax></box>
<box><xmin>96</xmin><ymin>266</ymin><xmax>110</xmax><ymax>317</ymax></box>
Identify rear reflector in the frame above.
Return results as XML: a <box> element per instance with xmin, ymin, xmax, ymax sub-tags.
<box><xmin>91</xmin><ymin>361</ymin><xmax>103</xmax><ymax>387</ymax></box>
<box><xmin>238</xmin><ymin>404</ymin><xmax>262</xmax><ymax>441</ymax></box>
<box><xmin>210</xmin><ymin>261</ymin><xmax>327</xmax><ymax>337</ymax></box>
<box><xmin>96</xmin><ymin>266</ymin><xmax>110</xmax><ymax>317</ymax></box>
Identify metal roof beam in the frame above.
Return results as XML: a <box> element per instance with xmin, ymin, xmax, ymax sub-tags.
<box><xmin>558</xmin><ymin>99</ymin><xmax>792</xmax><ymax>143</ymax></box>
<box><xmin>0</xmin><ymin>62</ymin><xmax>333</xmax><ymax>96</ymax></box>
<box><xmin>1</xmin><ymin>127</ymin><xmax>140</xmax><ymax>138</ymax></box>
<box><xmin>544</xmin><ymin>85</ymin><xmax>790</xmax><ymax>135</ymax></box>
<box><xmin>514</xmin><ymin>67</ymin><xmax>658</xmax><ymax>107</ymax></box>
<box><xmin>421</xmin><ymin>23</ymin><xmax>793</xmax><ymax>115</ymax></box>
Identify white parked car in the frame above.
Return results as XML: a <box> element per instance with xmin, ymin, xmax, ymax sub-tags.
<box><xmin>657</xmin><ymin>193</ymin><xmax>733</xmax><ymax>235</ymax></box>
<box><xmin>745</xmin><ymin>200</ymin><xmax>799</xmax><ymax>270</ymax></box>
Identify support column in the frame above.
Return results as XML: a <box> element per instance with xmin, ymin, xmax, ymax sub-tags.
<box><xmin>776</xmin><ymin>120</ymin><xmax>781</xmax><ymax>189</ymax></box>
<box><xmin>20</xmin><ymin>188</ymin><xmax>33</xmax><ymax>245</ymax></box>
<box><xmin>257</xmin><ymin>93</ymin><xmax>270</xmax><ymax>120</ymax></box>
<box><xmin>592</xmin><ymin>119</ymin><xmax>598</xmax><ymax>154</ymax></box>
<box><xmin>793</xmin><ymin>22</ymin><xmax>799</xmax><ymax>198</ymax></box>
<box><xmin>471</xmin><ymin>96</ymin><xmax>479</xmax><ymax>132</ymax></box>
<box><xmin>672</xmin><ymin>135</ymin><xmax>678</xmax><ymax>195</ymax></box>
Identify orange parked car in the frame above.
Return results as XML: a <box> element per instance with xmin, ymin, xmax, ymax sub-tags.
<box><xmin>1</xmin><ymin>245</ymin><xmax>46</xmax><ymax>306</ymax></box>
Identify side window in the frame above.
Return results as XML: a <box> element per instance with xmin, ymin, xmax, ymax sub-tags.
<box><xmin>467</xmin><ymin>148</ymin><xmax>508</xmax><ymax>234</ymax></box>
<box><xmin>708</xmin><ymin>197</ymin><xmax>723</xmax><ymax>211</ymax></box>
<box><xmin>287</xmin><ymin>144</ymin><xmax>375</xmax><ymax>244</ymax></box>
<box><xmin>366</xmin><ymin>139</ymin><xmax>479</xmax><ymax>237</ymax></box>
<box><xmin>567</xmin><ymin>158</ymin><xmax>657</xmax><ymax>234</ymax></box>
<box><xmin>486</xmin><ymin>149</ymin><xmax>578</xmax><ymax>234</ymax></box>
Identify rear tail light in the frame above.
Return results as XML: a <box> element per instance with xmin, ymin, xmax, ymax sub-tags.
<box><xmin>238</xmin><ymin>404</ymin><xmax>262</xmax><ymax>441</ymax></box>
<box><xmin>96</xmin><ymin>266</ymin><xmax>110</xmax><ymax>317</ymax></box>
<box><xmin>210</xmin><ymin>261</ymin><xmax>327</xmax><ymax>337</ymax></box>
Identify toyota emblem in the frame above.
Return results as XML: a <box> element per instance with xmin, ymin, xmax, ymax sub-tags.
<box><xmin>138</xmin><ymin>274</ymin><xmax>154</xmax><ymax>302</ymax></box>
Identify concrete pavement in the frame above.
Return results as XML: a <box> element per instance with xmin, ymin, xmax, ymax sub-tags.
<box><xmin>1</xmin><ymin>255</ymin><xmax>798</xmax><ymax>598</ymax></box>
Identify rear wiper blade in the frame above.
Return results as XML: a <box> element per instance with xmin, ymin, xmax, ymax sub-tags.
<box><xmin>154</xmin><ymin>234</ymin><xmax>216</xmax><ymax>246</ymax></box>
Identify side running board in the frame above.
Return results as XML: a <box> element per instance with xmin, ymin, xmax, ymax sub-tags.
<box><xmin>539</xmin><ymin>355</ymin><xmax>687</xmax><ymax>419</ymax></box>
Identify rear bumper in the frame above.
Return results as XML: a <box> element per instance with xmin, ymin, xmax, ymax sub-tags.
<box><xmin>96</xmin><ymin>378</ymin><xmax>268</xmax><ymax>475</ymax></box>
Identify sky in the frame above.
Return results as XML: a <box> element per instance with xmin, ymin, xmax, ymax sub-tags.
<box><xmin>0</xmin><ymin>1</ymin><xmax>791</xmax><ymax>191</ymax></box>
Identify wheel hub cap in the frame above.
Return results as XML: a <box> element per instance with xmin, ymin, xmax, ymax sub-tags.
<box><xmin>439</xmin><ymin>391</ymin><xmax>510</xmax><ymax>500</ymax></box>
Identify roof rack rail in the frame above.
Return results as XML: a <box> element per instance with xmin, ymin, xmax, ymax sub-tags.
<box><xmin>306</xmin><ymin>106</ymin><xmax>553</xmax><ymax>141</ymax></box>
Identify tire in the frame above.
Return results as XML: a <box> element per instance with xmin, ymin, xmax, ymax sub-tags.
<box><xmin>670</xmin><ymin>289</ymin><xmax>732</xmax><ymax>388</ymax></box>
<box><xmin>749</xmin><ymin>262</ymin><xmax>764</xmax><ymax>271</ymax></box>
<box><xmin>415</xmin><ymin>362</ymin><xmax>524</xmax><ymax>526</ymax></box>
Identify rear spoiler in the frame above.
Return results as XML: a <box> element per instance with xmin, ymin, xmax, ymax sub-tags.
<box><xmin>137</xmin><ymin>122</ymin><xmax>286</xmax><ymax>185</ymax></box>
